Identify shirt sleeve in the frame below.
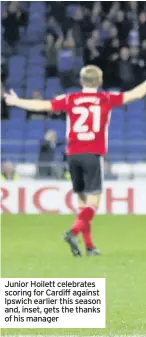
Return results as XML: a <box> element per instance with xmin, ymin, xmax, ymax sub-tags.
<box><xmin>50</xmin><ymin>95</ymin><xmax>67</xmax><ymax>112</ymax></box>
<box><xmin>107</xmin><ymin>93</ymin><xmax>124</xmax><ymax>108</ymax></box>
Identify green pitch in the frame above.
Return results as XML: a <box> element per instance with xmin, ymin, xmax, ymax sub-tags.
<box><xmin>1</xmin><ymin>214</ymin><xmax>146</xmax><ymax>336</ymax></box>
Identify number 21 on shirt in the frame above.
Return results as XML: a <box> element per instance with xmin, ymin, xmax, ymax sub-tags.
<box><xmin>72</xmin><ymin>105</ymin><xmax>101</xmax><ymax>141</ymax></box>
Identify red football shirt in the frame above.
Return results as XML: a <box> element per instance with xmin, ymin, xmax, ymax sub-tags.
<box><xmin>51</xmin><ymin>90</ymin><xmax>123</xmax><ymax>155</ymax></box>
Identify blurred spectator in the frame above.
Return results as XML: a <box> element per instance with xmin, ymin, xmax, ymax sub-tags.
<box><xmin>107</xmin><ymin>43</ymin><xmax>145</xmax><ymax>89</ymax></box>
<box><xmin>44</xmin><ymin>34</ymin><xmax>62</xmax><ymax>77</ymax></box>
<box><xmin>80</xmin><ymin>8</ymin><xmax>94</xmax><ymax>42</ymax></box>
<box><xmin>1</xmin><ymin>82</ymin><xmax>9</xmax><ymax>119</ymax></box>
<box><xmin>71</xmin><ymin>6</ymin><xmax>94</xmax><ymax>50</ymax></box>
<box><xmin>105</xmin><ymin>51</ymin><xmax>119</xmax><ymax>88</ymax></box>
<box><xmin>71</xmin><ymin>13</ymin><xmax>84</xmax><ymax>51</ymax></box>
<box><xmin>115</xmin><ymin>10</ymin><xmax>132</xmax><ymax>44</ymax></box>
<box><xmin>83</xmin><ymin>38</ymin><xmax>103</xmax><ymax>69</ymax></box>
<box><xmin>59</xmin><ymin>30</ymin><xmax>77</xmax><ymax>89</ymax></box>
<box><xmin>118</xmin><ymin>47</ymin><xmax>135</xmax><ymax>90</ymax></box>
<box><xmin>38</xmin><ymin>130</ymin><xmax>64</xmax><ymax>177</ymax></box>
<box><xmin>2</xmin><ymin>2</ymin><xmax>28</xmax><ymax>47</ymax></box>
<box><xmin>56</xmin><ymin>29</ymin><xmax>77</xmax><ymax>89</ymax></box>
<box><xmin>27</xmin><ymin>91</ymin><xmax>47</xmax><ymax>119</ymax></box>
<box><xmin>102</xmin><ymin>26</ymin><xmax>119</xmax><ymax>76</ymax></box>
<box><xmin>1</xmin><ymin>161</ymin><xmax>19</xmax><ymax>180</ymax></box>
<box><xmin>39</xmin><ymin>130</ymin><xmax>56</xmax><ymax>176</ymax></box>
<box><xmin>130</xmin><ymin>46</ymin><xmax>145</xmax><ymax>83</ymax></box>
<box><xmin>63</xmin><ymin>29</ymin><xmax>76</xmax><ymax>53</ymax></box>
<box><xmin>103</xmin><ymin>26</ymin><xmax>119</xmax><ymax>54</ymax></box>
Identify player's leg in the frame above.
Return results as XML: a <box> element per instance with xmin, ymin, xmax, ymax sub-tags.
<box><xmin>76</xmin><ymin>154</ymin><xmax>103</xmax><ymax>255</ymax></box>
<box><xmin>77</xmin><ymin>193</ymin><xmax>86</xmax><ymax>209</ymax></box>
<box><xmin>64</xmin><ymin>155</ymin><xmax>84</xmax><ymax>256</ymax></box>
<box><xmin>81</xmin><ymin>194</ymin><xmax>101</xmax><ymax>255</ymax></box>
<box><xmin>68</xmin><ymin>155</ymin><xmax>102</xmax><ymax>251</ymax></box>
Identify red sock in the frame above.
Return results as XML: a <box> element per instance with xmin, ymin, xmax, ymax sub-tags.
<box><xmin>71</xmin><ymin>206</ymin><xmax>96</xmax><ymax>236</ymax></box>
<box><xmin>71</xmin><ymin>219</ymin><xmax>85</xmax><ymax>235</ymax></box>
<box><xmin>71</xmin><ymin>207</ymin><xmax>84</xmax><ymax>235</ymax></box>
<box><xmin>78</xmin><ymin>206</ymin><xmax>96</xmax><ymax>223</ymax></box>
<box><xmin>82</xmin><ymin>223</ymin><xmax>95</xmax><ymax>249</ymax></box>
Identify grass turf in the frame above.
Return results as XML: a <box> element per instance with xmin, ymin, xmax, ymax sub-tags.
<box><xmin>1</xmin><ymin>214</ymin><xmax>146</xmax><ymax>336</ymax></box>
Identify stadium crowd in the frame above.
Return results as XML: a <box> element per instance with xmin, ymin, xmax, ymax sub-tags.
<box><xmin>1</xmin><ymin>1</ymin><xmax>146</xmax><ymax>95</ymax></box>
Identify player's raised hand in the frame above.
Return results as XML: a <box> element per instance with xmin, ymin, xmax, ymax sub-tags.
<box><xmin>3</xmin><ymin>89</ymin><xmax>19</xmax><ymax>106</ymax></box>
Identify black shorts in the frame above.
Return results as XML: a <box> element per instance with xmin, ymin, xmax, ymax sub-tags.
<box><xmin>67</xmin><ymin>154</ymin><xmax>103</xmax><ymax>194</ymax></box>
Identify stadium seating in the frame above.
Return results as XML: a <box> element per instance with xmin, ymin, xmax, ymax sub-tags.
<box><xmin>2</xmin><ymin>100</ymin><xmax>146</xmax><ymax>164</ymax></box>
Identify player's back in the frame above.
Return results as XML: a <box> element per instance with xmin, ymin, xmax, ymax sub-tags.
<box><xmin>51</xmin><ymin>89</ymin><xmax>123</xmax><ymax>155</ymax></box>
<box><xmin>65</xmin><ymin>90</ymin><xmax>123</xmax><ymax>155</ymax></box>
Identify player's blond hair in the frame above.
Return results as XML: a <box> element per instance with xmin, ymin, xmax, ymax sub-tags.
<box><xmin>80</xmin><ymin>65</ymin><xmax>103</xmax><ymax>88</ymax></box>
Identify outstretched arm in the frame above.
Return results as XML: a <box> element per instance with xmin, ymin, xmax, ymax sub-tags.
<box><xmin>4</xmin><ymin>90</ymin><xmax>52</xmax><ymax>112</ymax></box>
<box><xmin>123</xmin><ymin>81</ymin><xmax>146</xmax><ymax>104</ymax></box>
